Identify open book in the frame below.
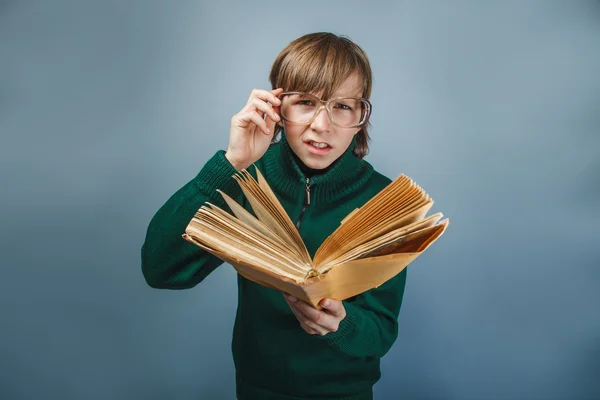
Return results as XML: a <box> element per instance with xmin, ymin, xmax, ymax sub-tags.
<box><xmin>182</xmin><ymin>167</ymin><xmax>449</xmax><ymax>309</ymax></box>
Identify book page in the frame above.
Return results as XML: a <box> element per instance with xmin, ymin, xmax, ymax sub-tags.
<box><xmin>182</xmin><ymin>232</ymin><xmax>306</xmax><ymax>283</ymax></box>
<box><xmin>299</xmin><ymin>220</ymin><xmax>449</xmax><ymax>306</ymax></box>
<box><xmin>322</xmin><ymin>213</ymin><xmax>444</xmax><ymax>270</ymax></box>
<box><xmin>201</xmin><ymin>203</ymin><xmax>304</xmax><ymax>269</ymax></box>
<box><xmin>314</xmin><ymin>175</ymin><xmax>433</xmax><ymax>267</ymax></box>
<box><xmin>185</xmin><ymin>213</ymin><xmax>307</xmax><ymax>280</ymax></box>
<box><xmin>313</xmin><ymin>175</ymin><xmax>413</xmax><ymax>263</ymax></box>
<box><xmin>217</xmin><ymin>190</ymin><xmax>300</xmax><ymax>257</ymax></box>
<box><xmin>234</xmin><ymin>168</ymin><xmax>313</xmax><ymax>268</ymax></box>
<box><xmin>329</xmin><ymin>197</ymin><xmax>432</xmax><ymax>256</ymax></box>
<box><xmin>347</xmin><ymin>199</ymin><xmax>433</xmax><ymax>247</ymax></box>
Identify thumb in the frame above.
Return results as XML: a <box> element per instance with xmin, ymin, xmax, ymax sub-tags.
<box><xmin>319</xmin><ymin>299</ymin><xmax>343</xmax><ymax>316</ymax></box>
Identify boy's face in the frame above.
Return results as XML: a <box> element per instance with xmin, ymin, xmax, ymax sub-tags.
<box><xmin>281</xmin><ymin>73</ymin><xmax>364</xmax><ymax>170</ymax></box>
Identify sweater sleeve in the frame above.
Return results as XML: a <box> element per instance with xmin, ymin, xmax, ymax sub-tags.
<box><xmin>314</xmin><ymin>268</ymin><xmax>408</xmax><ymax>358</ymax></box>
<box><xmin>141</xmin><ymin>150</ymin><xmax>244</xmax><ymax>289</ymax></box>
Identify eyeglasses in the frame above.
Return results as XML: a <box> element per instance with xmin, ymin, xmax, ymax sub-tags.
<box><xmin>278</xmin><ymin>92</ymin><xmax>371</xmax><ymax>128</ymax></box>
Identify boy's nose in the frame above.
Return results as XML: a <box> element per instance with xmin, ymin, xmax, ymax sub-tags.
<box><xmin>310</xmin><ymin>107</ymin><xmax>331</xmax><ymax>131</ymax></box>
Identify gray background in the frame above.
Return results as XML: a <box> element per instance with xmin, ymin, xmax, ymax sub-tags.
<box><xmin>1</xmin><ymin>1</ymin><xmax>599</xmax><ymax>399</ymax></box>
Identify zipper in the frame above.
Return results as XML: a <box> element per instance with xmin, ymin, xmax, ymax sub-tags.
<box><xmin>295</xmin><ymin>177</ymin><xmax>311</xmax><ymax>230</ymax></box>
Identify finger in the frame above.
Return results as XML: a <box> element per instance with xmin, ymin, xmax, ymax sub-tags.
<box><xmin>285</xmin><ymin>295</ymin><xmax>318</xmax><ymax>334</ymax></box>
<box><xmin>290</xmin><ymin>305</ymin><xmax>314</xmax><ymax>333</ymax></box>
<box><xmin>237</xmin><ymin>111</ymin><xmax>270</xmax><ymax>135</ymax></box>
<box><xmin>249</xmin><ymin>98</ymin><xmax>280</xmax><ymax>122</ymax></box>
<box><xmin>287</xmin><ymin>301</ymin><xmax>303</xmax><ymax>321</ymax></box>
<box><xmin>290</xmin><ymin>305</ymin><xmax>320</xmax><ymax>335</ymax></box>
<box><xmin>286</xmin><ymin>296</ymin><xmax>311</xmax><ymax>323</ymax></box>
<box><xmin>240</xmin><ymin>98</ymin><xmax>280</xmax><ymax>125</ymax></box>
<box><xmin>284</xmin><ymin>293</ymin><xmax>303</xmax><ymax>317</ymax></box>
<box><xmin>248</xmin><ymin>88</ymin><xmax>282</xmax><ymax>107</ymax></box>
<box><xmin>271</xmin><ymin>87</ymin><xmax>284</xmax><ymax>96</ymax></box>
<box><xmin>265</xmin><ymin>105</ymin><xmax>280</xmax><ymax>134</ymax></box>
<box><xmin>288</xmin><ymin>295</ymin><xmax>337</xmax><ymax>331</ymax></box>
<box><xmin>301</xmin><ymin>323</ymin><xmax>318</xmax><ymax>335</ymax></box>
<box><xmin>304</xmin><ymin>319</ymin><xmax>329</xmax><ymax>336</ymax></box>
<box><xmin>319</xmin><ymin>299</ymin><xmax>346</xmax><ymax>319</ymax></box>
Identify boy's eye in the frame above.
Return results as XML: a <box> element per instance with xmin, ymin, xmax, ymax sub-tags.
<box><xmin>296</xmin><ymin>100</ymin><xmax>315</xmax><ymax>106</ymax></box>
<box><xmin>334</xmin><ymin>102</ymin><xmax>352</xmax><ymax>110</ymax></box>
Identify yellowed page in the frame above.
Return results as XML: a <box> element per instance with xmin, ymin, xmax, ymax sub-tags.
<box><xmin>329</xmin><ymin>197</ymin><xmax>432</xmax><ymax>258</ymax></box>
<box><xmin>186</xmin><ymin>218</ymin><xmax>305</xmax><ymax>275</ymax></box>
<box><xmin>234</xmin><ymin>174</ymin><xmax>294</xmax><ymax>245</ymax></box>
<box><xmin>314</xmin><ymin>175</ymin><xmax>433</xmax><ymax>267</ymax></box>
<box><xmin>184</xmin><ymin>223</ymin><xmax>306</xmax><ymax>281</ymax></box>
<box><xmin>314</xmin><ymin>174</ymin><xmax>418</xmax><ymax>264</ymax></box>
<box><xmin>186</xmin><ymin>213</ymin><xmax>307</xmax><ymax>279</ymax></box>
<box><xmin>331</xmin><ymin>184</ymin><xmax>428</xmax><ymax>247</ymax></box>
<box><xmin>340</xmin><ymin>207</ymin><xmax>360</xmax><ymax>225</ymax></box>
<box><xmin>237</xmin><ymin>170</ymin><xmax>296</xmax><ymax>241</ymax></box>
<box><xmin>254</xmin><ymin>167</ymin><xmax>312</xmax><ymax>264</ymax></box>
<box><xmin>182</xmin><ymin>233</ymin><xmax>307</xmax><ymax>285</ymax></box>
<box><xmin>341</xmin><ymin>199</ymin><xmax>433</xmax><ymax>252</ymax></box>
<box><xmin>215</xmin><ymin>191</ymin><xmax>302</xmax><ymax>259</ymax></box>
<box><xmin>193</xmin><ymin>205</ymin><xmax>306</xmax><ymax>272</ymax></box>
<box><xmin>301</xmin><ymin>219</ymin><xmax>449</xmax><ymax>307</ymax></box>
<box><xmin>300</xmin><ymin>252</ymin><xmax>419</xmax><ymax>308</ymax></box>
<box><xmin>234</xmin><ymin>169</ymin><xmax>312</xmax><ymax>267</ymax></box>
<box><xmin>322</xmin><ymin>212</ymin><xmax>444</xmax><ymax>269</ymax></box>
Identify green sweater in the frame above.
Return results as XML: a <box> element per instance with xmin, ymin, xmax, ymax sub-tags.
<box><xmin>141</xmin><ymin>133</ymin><xmax>408</xmax><ymax>400</ymax></box>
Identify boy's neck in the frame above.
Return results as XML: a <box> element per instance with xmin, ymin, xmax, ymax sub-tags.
<box><xmin>291</xmin><ymin>151</ymin><xmax>337</xmax><ymax>178</ymax></box>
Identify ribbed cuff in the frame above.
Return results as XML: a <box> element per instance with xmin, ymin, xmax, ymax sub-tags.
<box><xmin>316</xmin><ymin>301</ymin><xmax>361</xmax><ymax>348</ymax></box>
<box><xmin>194</xmin><ymin>150</ymin><xmax>244</xmax><ymax>206</ymax></box>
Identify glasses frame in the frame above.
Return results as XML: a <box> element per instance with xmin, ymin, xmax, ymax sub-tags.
<box><xmin>278</xmin><ymin>91</ymin><xmax>372</xmax><ymax>128</ymax></box>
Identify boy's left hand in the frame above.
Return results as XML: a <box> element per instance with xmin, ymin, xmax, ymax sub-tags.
<box><xmin>283</xmin><ymin>293</ymin><xmax>346</xmax><ymax>336</ymax></box>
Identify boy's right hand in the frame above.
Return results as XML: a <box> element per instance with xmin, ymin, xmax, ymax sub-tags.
<box><xmin>225</xmin><ymin>88</ymin><xmax>284</xmax><ymax>171</ymax></box>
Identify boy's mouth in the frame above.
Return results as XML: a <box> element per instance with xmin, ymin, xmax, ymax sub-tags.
<box><xmin>304</xmin><ymin>140</ymin><xmax>332</xmax><ymax>155</ymax></box>
<box><xmin>305</xmin><ymin>140</ymin><xmax>331</xmax><ymax>149</ymax></box>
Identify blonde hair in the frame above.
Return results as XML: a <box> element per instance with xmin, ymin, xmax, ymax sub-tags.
<box><xmin>269</xmin><ymin>32</ymin><xmax>373</xmax><ymax>159</ymax></box>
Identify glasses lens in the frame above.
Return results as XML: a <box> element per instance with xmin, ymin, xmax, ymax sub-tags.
<box><xmin>280</xmin><ymin>93</ymin><xmax>369</xmax><ymax>127</ymax></box>
<box><xmin>330</xmin><ymin>98</ymin><xmax>368</xmax><ymax>128</ymax></box>
<box><xmin>280</xmin><ymin>93</ymin><xmax>319</xmax><ymax>124</ymax></box>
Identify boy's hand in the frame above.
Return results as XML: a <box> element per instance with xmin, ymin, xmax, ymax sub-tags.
<box><xmin>283</xmin><ymin>293</ymin><xmax>346</xmax><ymax>336</ymax></box>
<box><xmin>225</xmin><ymin>88</ymin><xmax>283</xmax><ymax>171</ymax></box>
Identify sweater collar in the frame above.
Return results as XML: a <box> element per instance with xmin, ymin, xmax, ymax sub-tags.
<box><xmin>262</xmin><ymin>130</ymin><xmax>373</xmax><ymax>205</ymax></box>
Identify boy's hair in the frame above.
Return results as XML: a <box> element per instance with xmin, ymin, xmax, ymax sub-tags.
<box><xmin>269</xmin><ymin>32</ymin><xmax>373</xmax><ymax>159</ymax></box>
